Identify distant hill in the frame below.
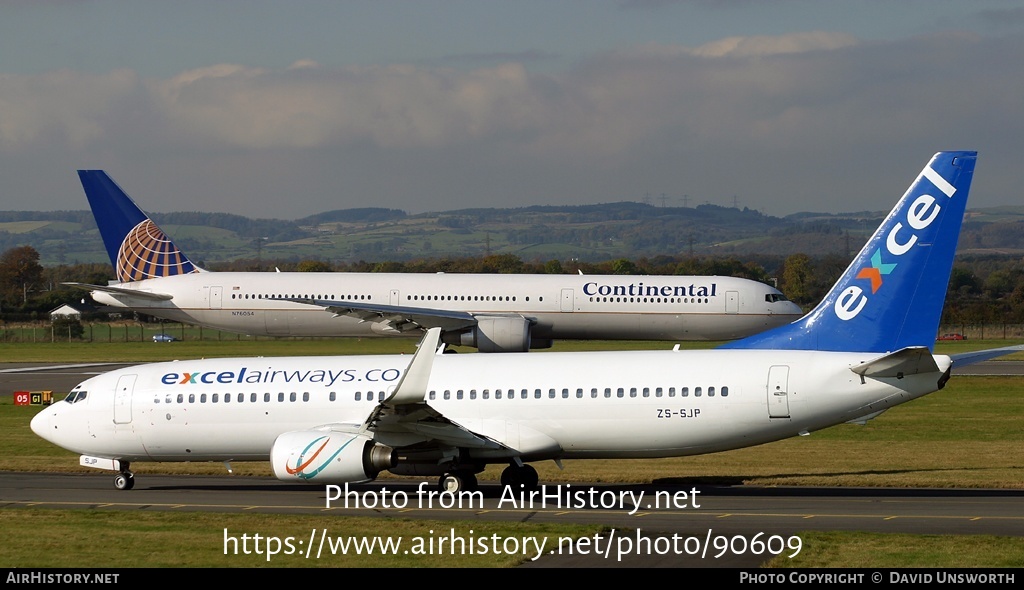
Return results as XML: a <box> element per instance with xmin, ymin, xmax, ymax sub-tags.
<box><xmin>2</xmin><ymin>202</ymin><xmax>1023</xmax><ymax>267</ymax></box>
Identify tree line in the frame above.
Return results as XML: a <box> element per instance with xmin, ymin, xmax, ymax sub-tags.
<box><xmin>0</xmin><ymin>244</ymin><xmax>1017</xmax><ymax>327</ymax></box>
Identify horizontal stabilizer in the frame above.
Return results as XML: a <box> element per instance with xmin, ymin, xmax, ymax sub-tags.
<box><xmin>63</xmin><ymin>282</ymin><xmax>174</xmax><ymax>301</ymax></box>
<box><xmin>851</xmin><ymin>347</ymin><xmax>940</xmax><ymax>378</ymax></box>
<box><xmin>951</xmin><ymin>345</ymin><xmax>1024</xmax><ymax>367</ymax></box>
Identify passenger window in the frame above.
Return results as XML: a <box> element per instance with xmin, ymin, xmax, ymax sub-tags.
<box><xmin>681</xmin><ymin>387</ymin><xmax>688</xmax><ymax>397</ymax></box>
<box><xmin>695</xmin><ymin>387</ymin><xmax>702</xmax><ymax>397</ymax></box>
<box><xmin>722</xmin><ymin>386</ymin><xmax>729</xmax><ymax>397</ymax></box>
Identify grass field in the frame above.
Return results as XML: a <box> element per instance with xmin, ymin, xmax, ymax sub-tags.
<box><xmin>2</xmin><ymin>338</ymin><xmax>1023</xmax><ymax>567</ymax></box>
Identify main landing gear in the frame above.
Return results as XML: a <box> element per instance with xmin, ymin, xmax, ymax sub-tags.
<box><xmin>436</xmin><ymin>463</ymin><xmax>539</xmax><ymax>494</ymax></box>
<box><xmin>113</xmin><ymin>462</ymin><xmax>135</xmax><ymax>490</ymax></box>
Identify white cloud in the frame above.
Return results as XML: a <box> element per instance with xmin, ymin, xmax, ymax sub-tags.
<box><xmin>1</xmin><ymin>30</ymin><xmax>1022</xmax><ymax>216</ymax></box>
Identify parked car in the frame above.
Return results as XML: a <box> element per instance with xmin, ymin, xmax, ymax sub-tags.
<box><xmin>937</xmin><ymin>333</ymin><xmax>966</xmax><ymax>341</ymax></box>
<box><xmin>153</xmin><ymin>333</ymin><xmax>178</xmax><ymax>343</ymax></box>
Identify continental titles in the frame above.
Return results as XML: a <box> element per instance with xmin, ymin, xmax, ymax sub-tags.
<box><xmin>583</xmin><ymin>282</ymin><xmax>717</xmax><ymax>297</ymax></box>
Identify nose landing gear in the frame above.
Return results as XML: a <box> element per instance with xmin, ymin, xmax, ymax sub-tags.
<box><xmin>113</xmin><ymin>462</ymin><xmax>135</xmax><ymax>490</ymax></box>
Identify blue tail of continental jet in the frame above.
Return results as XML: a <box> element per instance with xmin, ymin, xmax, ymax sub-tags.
<box><xmin>721</xmin><ymin>151</ymin><xmax>976</xmax><ymax>353</ymax></box>
<box><xmin>78</xmin><ymin>170</ymin><xmax>201</xmax><ymax>283</ymax></box>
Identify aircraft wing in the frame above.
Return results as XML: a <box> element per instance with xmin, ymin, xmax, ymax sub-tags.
<box><xmin>360</xmin><ymin>327</ymin><xmax>505</xmax><ymax>450</ymax></box>
<box><xmin>63</xmin><ymin>282</ymin><xmax>174</xmax><ymax>301</ymax></box>
<box><xmin>283</xmin><ymin>297</ymin><xmax>489</xmax><ymax>333</ymax></box>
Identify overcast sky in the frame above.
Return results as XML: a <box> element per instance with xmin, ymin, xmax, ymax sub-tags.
<box><xmin>1</xmin><ymin>1</ymin><xmax>1022</xmax><ymax>219</ymax></box>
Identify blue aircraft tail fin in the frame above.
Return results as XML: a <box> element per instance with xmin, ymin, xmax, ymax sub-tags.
<box><xmin>722</xmin><ymin>151</ymin><xmax>976</xmax><ymax>353</ymax></box>
<box><xmin>78</xmin><ymin>171</ymin><xmax>201</xmax><ymax>282</ymax></box>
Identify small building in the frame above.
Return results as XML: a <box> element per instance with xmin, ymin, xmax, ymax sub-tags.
<box><xmin>49</xmin><ymin>304</ymin><xmax>82</xmax><ymax>321</ymax></box>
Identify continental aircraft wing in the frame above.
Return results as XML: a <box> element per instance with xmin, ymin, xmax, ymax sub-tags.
<box><xmin>63</xmin><ymin>282</ymin><xmax>174</xmax><ymax>301</ymax></box>
<box><xmin>283</xmin><ymin>297</ymin><xmax>503</xmax><ymax>333</ymax></box>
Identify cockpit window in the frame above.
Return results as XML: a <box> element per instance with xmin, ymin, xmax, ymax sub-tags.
<box><xmin>765</xmin><ymin>293</ymin><xmax>789</xmax><ymax>303</ymax></box>
<box><xmin>64</xmin><ymin>391</ymin><xmax>87</xmax><ymax>404</ymax></box>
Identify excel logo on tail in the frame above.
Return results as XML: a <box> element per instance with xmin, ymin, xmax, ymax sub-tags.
<box><xmin>855</xmin><ymin>249</ymin><xmax>897</xmax><ymax>294</ymax></box>
<box><xmin>116</xmin><ymin>219</ymin><xmax>198</xmax><ymax>282</ymax></box>
<box><xmin>834</xmin><ymin>164</ymin><xmax>958</xmax><ymax>321</ymax></box>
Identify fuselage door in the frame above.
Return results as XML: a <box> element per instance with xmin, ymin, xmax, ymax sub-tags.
<box><xmin>726</xmin><ymin>290</ymin><xmax>739</xmax><ymax>314</ymax></box>
<box><xmin>766</xmin><ymin>365</ymin><xmax>791</xmax><ymax>419</ymax></box>
<box><xmin>390</xmin><ymin>289</ymin><xmax>401</xmax><ymax>306</ymax></box>
<box><xmin>560</xmin><ymin>289</ymin><xmax>574</xmax><ymax>312</ymax></box>
<box><xmin>209</xmin><ymin>286</ymin><xmax>223</xmax><ymax>309</ymax></box>
<box><xmin>113</xmin><ymin>374</ymin><xmax>137</xmax><ymax>425</ymax></box>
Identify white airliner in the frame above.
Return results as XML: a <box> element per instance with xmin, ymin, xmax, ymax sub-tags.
<box><xmin>68</xmin><ymin>171</ymin><xmax>801</xmax><ymax>352</ymax></box>
<box><xmin>35</xmin><ymin>152</ymin><xmax>1002</xmax><ymax>493</ymax></box>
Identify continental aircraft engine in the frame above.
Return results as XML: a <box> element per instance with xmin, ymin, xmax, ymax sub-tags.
<box><xmin>443</xmin><ymin>316</ymin><xmax>533</xmax><ymax>353</ymax></box>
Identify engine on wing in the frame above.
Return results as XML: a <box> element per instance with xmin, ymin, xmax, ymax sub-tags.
<box><xmin>445</xmin><ymin>316</ymin><xmax>532</xmax><ymax>353</ymax></box>
<box><xmin>270</xmin><ymin>430</ymin><xmax>396</xmax><ymax>484</ymax></box>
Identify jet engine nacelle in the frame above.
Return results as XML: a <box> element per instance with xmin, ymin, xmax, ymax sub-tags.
<box><xmin>270</xmin><ymin>430</ymin><xmax>396</xmax><ymax>484</ymax></box>
<box><xmin>446</xmin><ymin>316</ymin><xmax>532</xmax><ymax>352</ymax></box>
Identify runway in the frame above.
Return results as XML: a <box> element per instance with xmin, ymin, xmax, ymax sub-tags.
<box><xmin>3</xmin><ymin>472</ymin><xmax>1023</xmax><ymax>567</ymax></box>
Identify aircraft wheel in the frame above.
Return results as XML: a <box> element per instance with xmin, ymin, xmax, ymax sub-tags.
<box><xmin>114</xmin><ymin>473</ymin><xmax>135</xmax><ymax>491</ymax></box>
<box><xmin>438</xmin><ymin>474</ymin><xmax>464</xmax><ymax>493</ymax></box>
<box><xmin>461</xmin><ymin>472</ymin><xmax>478</xmax><ymax>492</ymax></box>
<box><xmin>500</xmin><ymin>464</ymin><xmax>539</xmax><ymax>491</ymax></box>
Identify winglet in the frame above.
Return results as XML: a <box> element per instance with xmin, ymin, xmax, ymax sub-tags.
<box><xmin>78</xmin><ymin>170</ymin><xmax>201</xmax><ymax>282</ymax></box>
<box><xmin>723</xmin><ymin>151</ymin><xmax>977</xmax><ymax>353</ymax></box>
<box><xmin>385</xmin><ymin>327</ymin><xmax>442</xmax><ymax>405</ymax></box>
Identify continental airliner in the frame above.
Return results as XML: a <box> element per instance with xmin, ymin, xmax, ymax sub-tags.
<box><xmin>68</xmin><ymin>171</ymin><xmax>801</xmax><ymax>352</ymax></box>
<box><xmin>34</xmin><ymin>152</ymin><xmax>998</xmax><ymax>493</ymax></box>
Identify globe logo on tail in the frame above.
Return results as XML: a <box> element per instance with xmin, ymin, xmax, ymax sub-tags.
<box><xmin>116</xmin><ymin>219</ymin><xmax>199</xmax><ymax>282</ymax></box>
